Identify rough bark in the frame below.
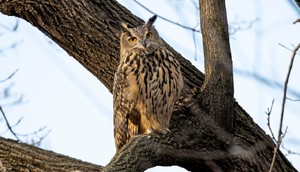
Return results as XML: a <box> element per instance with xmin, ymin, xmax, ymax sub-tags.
<box><xmin>0</xmin><ymin>0</ymin><xmax>297</xmax><ymax>172</ymax></box>
<box><xmin>199</xmin><ymin>0</ymin><xmax>234</xmax><ymax>132</ymax></box>
<box><xmin>0</xmin><ymin>138</ymin><xmax>101</xmax><ymax>172</ymax></box>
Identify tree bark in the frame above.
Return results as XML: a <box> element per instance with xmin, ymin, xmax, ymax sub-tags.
<box><xmin>0</xmin><ymin>138</ymin><xmax>102</xmax><ymax>172</ymax></box>
<box><xmin>0</xmin><ymin>0</ymin><xmax>297</xmax><ymax>172</ymax></box>
<box><xmin>199</xmin><ymin>0</ymin><xmax>234</xmax><ymax>132</ymax></box>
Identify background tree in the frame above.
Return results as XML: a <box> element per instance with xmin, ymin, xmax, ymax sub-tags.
<box><xmin>0</xmin><ymin>0</ymin><xmax>299</xmax><ymax>171</ymax></box>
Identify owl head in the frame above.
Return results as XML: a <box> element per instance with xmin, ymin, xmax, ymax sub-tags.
<box><xmin>120</xmin><ymin>15</ymin><xmax>163</xmax><ymax>56</ymax></box>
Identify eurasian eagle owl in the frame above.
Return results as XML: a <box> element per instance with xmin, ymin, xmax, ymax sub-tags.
<box><xmin>113</xmin><ymin>15</ymin><xmax>183</xmax><ymax>150</ymax></box>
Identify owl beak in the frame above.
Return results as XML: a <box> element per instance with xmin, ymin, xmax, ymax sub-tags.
<box><xmin>136</xmin><ymin>40</ymin><xmax>147</xmax><ymax>49</ymax></box>
<box><xmin>142</xmin><ymin>40</ymin><xmax>148</xmax><ymax>48</ymax></box>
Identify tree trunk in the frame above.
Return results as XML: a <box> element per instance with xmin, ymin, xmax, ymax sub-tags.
<box><xmin>199</xmin><ymin>0</ymin><xmax>234</xmax><ymax>132</ymax></box>
<box><xmin>0</xmin><ymin>0</ymin><xmax>297</xmax><ymax>171</ymax></box>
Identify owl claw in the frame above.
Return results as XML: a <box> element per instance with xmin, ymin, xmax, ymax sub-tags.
<box><xmin>143</xmin><ymin>128</ymin><xmax>171</xmax><ymax>135</ymax></box>
<box><xmin>160</xmin><ymin>128</ymin><xmax>171</xmax><ymax>134</ymax></box>
<box><xmin>165</xmin><ymin>128</ymin><xmax>171</xmax><ymax>134</ymax></box>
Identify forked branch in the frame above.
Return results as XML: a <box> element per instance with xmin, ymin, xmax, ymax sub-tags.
<box><xmin>269</xmin><ymin>42</ymin><xmax>300</xmax><ymax>172</ymax></box>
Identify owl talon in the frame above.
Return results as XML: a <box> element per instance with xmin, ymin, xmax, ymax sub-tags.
<box><xmin>151</xmin><ymin>128</ymin><xmax>171</xmax><ymax>135</ymax></box>
<box><xmin>143</xmin><ymin>128</ymin><xmax>171</xmax><ymax>135</ymax></box>
<box><xmin>165</xmin><ymin>129</ymin><xmax>171</xmax><ymax>134</ymax></box>
<box><xmin>160</xmin><ymin>128</ymin><xmax>171</xmax><ymax>134</ymax></box>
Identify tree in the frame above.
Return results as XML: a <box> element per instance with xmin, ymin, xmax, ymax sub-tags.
<box><xmin>0</xmin><ymin>0</ymin><xmax>297</xmax><ymax>171</ymax></box>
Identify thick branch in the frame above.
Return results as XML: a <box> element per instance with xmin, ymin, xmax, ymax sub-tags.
<box><xmin>0</xmin><ymin>0</ymin><xmax>202</xmax><ymax>93</ymax></box>
<box><xmin>0</xmin><ymin>0</ymin><xmax>297</xmax><ymax>172</ymax></box>
<box><xmin>0</xmin><ymin>137</ymin><xmax>101</xmax><ymax>172</ymax></box>
<box><xmin>199</xmin><ymin>0</ymin><xmax>234</xmax><ymax>132</ymax></box>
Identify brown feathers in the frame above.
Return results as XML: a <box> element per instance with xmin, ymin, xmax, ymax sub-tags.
<box><xmin>113</xmin><ymin>15</ymin><xmax>183</xmax><ymax>150</ymax></box>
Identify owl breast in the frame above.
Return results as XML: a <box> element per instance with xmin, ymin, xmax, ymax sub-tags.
<box><xmin>121</xmin><ymin>47</ymin><xmax>183</xmax><ymax>134</ymax></box>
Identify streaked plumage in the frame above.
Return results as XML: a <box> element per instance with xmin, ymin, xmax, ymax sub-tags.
<box><xmin>113</xmin><ymin>15</ymin><xmax>183</xmax><ymax>150</ymax></box>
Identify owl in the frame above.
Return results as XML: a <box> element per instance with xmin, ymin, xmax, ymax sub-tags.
<box><xmin>113</xmin><ymin>15</ymin><xmax>184</xmax><ymax>150</ymax></box>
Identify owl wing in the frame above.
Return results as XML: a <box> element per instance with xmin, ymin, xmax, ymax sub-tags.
<box><xmin>113</xmin><ymin>55</ymin><xmax>139</xmax><ymax>150</ymax></box>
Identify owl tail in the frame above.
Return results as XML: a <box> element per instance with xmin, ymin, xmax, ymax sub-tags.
<box><xmin>114</xmin><ymin>123</ymin><xmax>127</xmax><ymax>150</ymax></box>
<box><xmin>114</xmin><ymin>116</ymin><xmax>139</xmax><ymax>150</ymax></box>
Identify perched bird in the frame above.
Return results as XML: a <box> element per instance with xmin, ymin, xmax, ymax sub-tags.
<box><xmin>113</xmin><ymin>15</ymin><xmax>183</xmax><ymax>150</ymax></box>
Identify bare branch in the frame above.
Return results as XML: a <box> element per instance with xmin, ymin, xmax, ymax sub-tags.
<box><xmin>265</xmin><ymin>99</ymin><xmax>276</xmax><ymax>141</ymax></box>
<box><xmin>0</xmin><ymin>70</ymin><xmax>49</xmax><ymax>145</ymax></box>
<box><xmin>278</xmin><ymin>43</ymin><xmax>300</xmax><ymax>53</ymax></box>
<box><xmin>133</xmin><ymin>0</ymin><xmax>200</xmax><ymax>32</ymax></box>
<box><xmin>0</xmin><ymin>117</ymin><xmax>23</xmax><ymax>136</ymax></box>
<box><xmin>279</xmin><ymin>43</ymin><xmax>300</xmax><ymax>137</ymax></box>
<box><xmin>0</xmin><ymin>106</ymin><xmax>20</xmax><ymax>140</ymax></box>
<box><xmin>229</xmin><ymin>18</ymin><xmax>259</xmax><ymax>35</ymax></box>
<box><xmin>15</xmin><ymin>126</ymin><xmax>51</xmax><ymax>146</ymax></box>
<box><xmin>28</xmin><ymin>129</ymin><xmax>51</xmax><ymax>147</ymax></box>
<box><xmin>0</xmin><ymin>40</ymin><xmax>23</xmax><ymax>55</ymax></box>
<box><xmin>0</xmin><ymin>69</ymin><xmax>18</xmax><ymax>83</ymax></box>
<box><xmin>293</xmin><ymin>18</ymin><xmax>300</xmax><ymax>24</ymax></box>
<box><xmin>286</xmin><ymin>97</ymin><xmax>300</xmax><ymax>101</ymax></box>
<box><xmin>269</xmin><ymin>127</ymin><xmax>288</xmax><ymax>172</ymax></box>
<box><xmin>192</xmin><ymin>30</ymin><xmax>198</xmax><ymax>61</ymax></box>
<box><xmin>282</xmin><ymin>143</ymin><xmax>300</xmax><ymax>156</ymax></box>
<box><xmin>269</xmin><ymin>42</ymin><xmax>300</xmax><ymax>172</ymax></box>
<box><xmin>0</xmin><ymin>19</ymin><xmax>19</xmax><ymax>32</ymax></box>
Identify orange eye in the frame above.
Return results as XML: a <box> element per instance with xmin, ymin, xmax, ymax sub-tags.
<box><xmin>128</xmin><ymin>37</ymin><xmax>137</xmax><ymax>43</ymax></box>
<box><xmin>146</xmin><ymin>32</ymin><xmax>153</xmax><ymax>38</ymax></box>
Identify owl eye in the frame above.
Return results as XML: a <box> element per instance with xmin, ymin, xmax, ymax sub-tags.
<box><xmin>128</xmin><ymin>37</ymin><xmax>137</xmax><ymax>43</ymax></box>
<box><xmin>146</xmin><ymin>32</ymin><xmax>153</xmax><ymax>38</ymax></box>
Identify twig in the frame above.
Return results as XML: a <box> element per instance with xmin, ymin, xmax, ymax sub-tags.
<box><xmin>0</xmin><ymin>106</ymin><xmax>20</xmax><ymax>140</ymax></box>
<box><xmin>282</xmin><ymin>143</ymin><xmax>300</xmax><ymax>156</ymax></box>
<box><xmin>278</xmin><ymin>43</ymin><xmax>294</xmax><ymax>52</ymax></box>
<box><xmin>269</xmin><ymin>127</ymin><xmax>288</xmax><ymax>172</ymax></box>
<box><xmin>269</xmin><ymin>42</ymin><xmax>300</xmax><ymax>172</ymax></box>
<box><xmin>265</xmin><ymin>99</ymin><xmax>275</xmax><ymax>140</ymax></box>
<box><xmin>15</xmin><ymin>126</ymin><xmax>47</xmax><ymax>137</ymax></box>
<box><xmin>0</xmin><ymin>117</ymin><xmax>23</xmax><ymax>135</ymax></box>
<box><xmin>0</xmin><ymin>19</ymin><xmax>19</xmax><ymax>32</ymax></box>
<box><xmin>279</xmin><ymin>43</ymin><xmax>300</xmax><ymax>138</ymax></box>
<box><xmin>286</xmin><ymin>97</ymin><xmax>300</xmax><ymax>101</ymax></box>
<box><xmin>0</xmin><ymin>40</ymin><xmax>23</xmax><ymax>55</ymax></box>
<box><xmin>293</xmin><ymin>18</ymin><xmax>300</xmax><ymax>24</ymax></box>
<box><xmin>133</xmin><ymin>0</ymin><xmax>200</xmax><ymax>32</ymax></box>
<box><xmin>229</xmin><ymin>18</ymin><xmax>258</xmax><ymax>35</ymax></box>
<box><xmin>0</xmin><ymin>69</ymin><xmax>18</xmax><ymax>82</ymax></box>
<box><xmin>192</xmin><ymin>30</ymin><xmax>198</xmax><ymax>61</ymax></box>
<box><xmin>31</xmin><ymin>129</ymin><xmax>51</xmax><ymax>146</ymax></box>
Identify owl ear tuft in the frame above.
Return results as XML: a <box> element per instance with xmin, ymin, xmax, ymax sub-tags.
<box><xmin>146</xmin><ymin>15</ymin><xmax>157</xmax><ymax>28</ymax></box>
<box><xmin>120</xmin><ymin>21</ymin><xmax>130</xmax><ymax>33</ymax></box>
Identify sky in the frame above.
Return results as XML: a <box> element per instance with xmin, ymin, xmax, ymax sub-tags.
<box><xmin>0</xmin><ymin>0</ymin><xmax>300</xmax><ymax>171</ymax></box>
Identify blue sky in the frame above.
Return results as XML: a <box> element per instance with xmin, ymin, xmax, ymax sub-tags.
<box><xmin>0</xmin><ymin>0</ymin><xmax>300</xmax><ymax>171</ymax></box>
